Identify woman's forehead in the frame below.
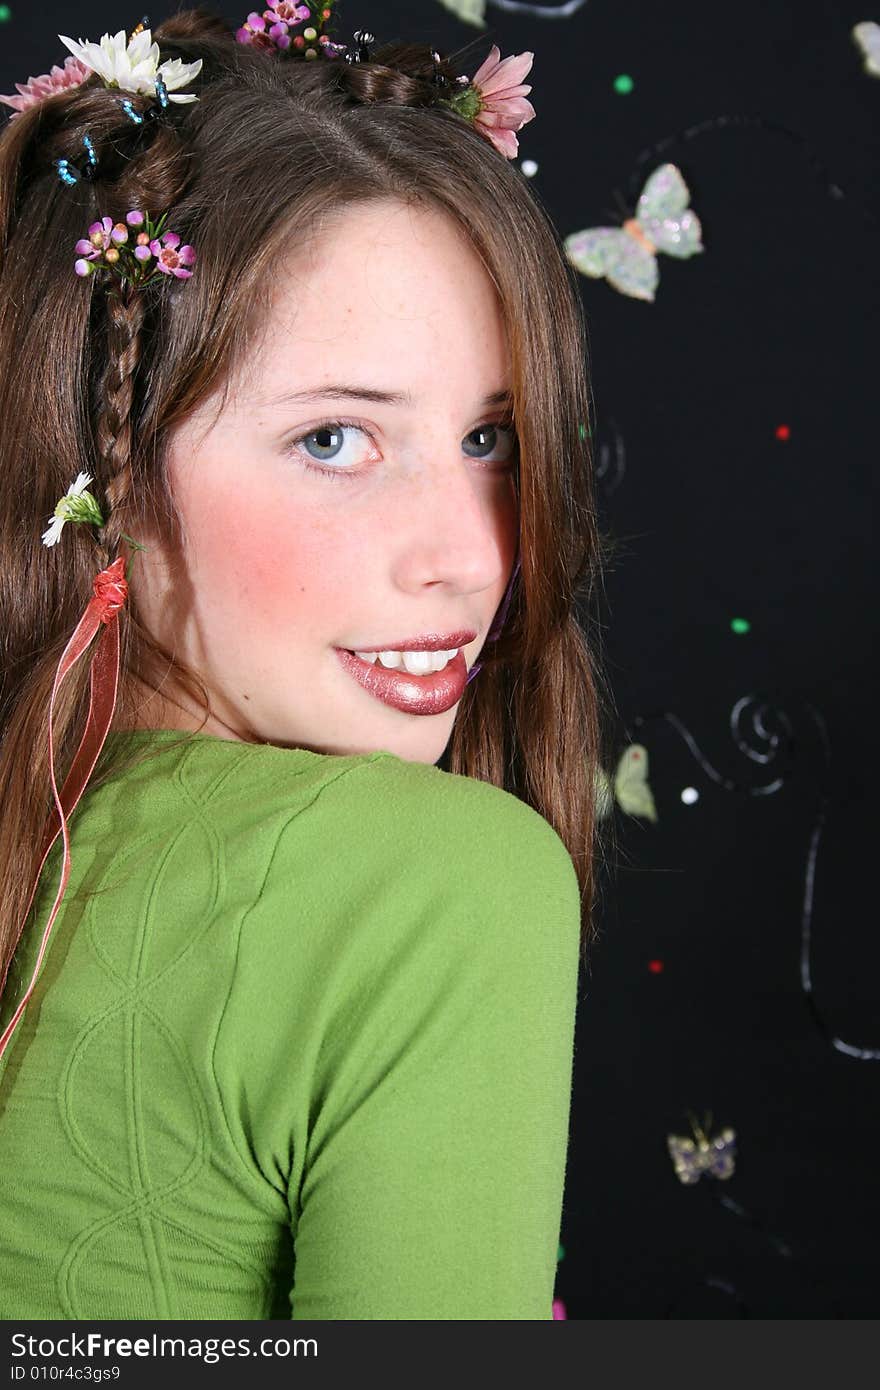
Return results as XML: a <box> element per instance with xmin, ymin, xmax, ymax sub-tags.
<box><xmin>214</xmin><ymin>200</ymin><xmax>512</xmax><ymax>421</ymax></box>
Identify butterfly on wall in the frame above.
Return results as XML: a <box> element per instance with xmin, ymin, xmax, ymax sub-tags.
<box><xmin>436</xmin><ymin>0</ymin><xmax>488</xmax><ymax>25</ymax></box>
<box><xmin>564</xmin><ymin>162</ymin><xmax>704</xmax><ymax>302</ymax></box>
<box><xmin>667</xmin><ymin>1111</ymin><xmax>737</xmax><ymax>1185</ymax></box>
<box><xmin>852</xmin><ymin>21</ymin><xmax>880</xmax><ymax>77</ymax></box>
<box><xmin>595</xmin><ymin>742</ymin><xmax>657</xmax><ymax>822</ymax></box>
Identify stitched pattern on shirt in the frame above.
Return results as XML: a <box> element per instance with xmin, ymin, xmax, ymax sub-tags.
<box><xmin>52</xmin><ymin>743</ymin><xmax>260</xmax><ymax>1317</ymax></box>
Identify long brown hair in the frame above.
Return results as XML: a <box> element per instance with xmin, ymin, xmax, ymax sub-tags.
<box><xmin>0</xmin><ymin>7</ymin><xmax>618</xmax><ymax>994</ymax></box>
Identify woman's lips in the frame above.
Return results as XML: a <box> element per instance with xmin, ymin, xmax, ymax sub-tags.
<box><xmin>334</xmin><ymin>647</ymin><xmax>468</xmax><ymax>715</ymax></box>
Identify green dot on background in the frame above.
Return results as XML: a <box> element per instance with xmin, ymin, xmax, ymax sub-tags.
<box><xmin>0</xmin><ymin>6</ymin><xmax>13</xmax><ymax>22</ymax></box>
<box><xmin>613</xmin><ymin>73</ymin><xmax>634</xmax><ymax>94</ymax></box>
<box><xmin>731</xmin><ymin>617</ymin><xmax>751</xmax><ymax>635</ymax></box>
<box><xmin>557</xmin><ymin>1242</ymin><xmax>565</xmax><ymax>1261</ymax></box>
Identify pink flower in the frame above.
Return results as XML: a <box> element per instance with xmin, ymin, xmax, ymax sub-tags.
<box><xmin>235</xmin><ymin>11</ymin><xmax>276</xmax><ymax>49</ymax></box>
<box><xmin>469</xmin><ymin>45</ymin><xmax>536</xmax><ymax>160</ymax></box>
<box><xmin>0</xmin><ymin>55</ymin><xmax>91</xmax><ymax>119</ymax></box>
<box><xmin>267</xmin><ymin>1</ymin><xmax>312</xmax><ymax>20</ymax></box>
<box><xmin>266</xmin><ymin>0</ymin><xmax>312</xmax><ymax>37</ymax></box>
<box><xmin>267</xmin><ymin>24</ymin><xmax>292</xmax><ymax>51</ymax></box>
<box><xmin>147</xmin><ymin>231</ymin><xmax>197</xmax><ymax>278</ymax></box>
<box><xmin>236</xmin><ymin>3</ymin><xmax>312</xmax><ymax>51</ymax></box>
<box><xmin>83</xmin><ymin>217</ymin><xmax>115</xmax><ymax>253</ymax></box>
<box><xmin>73</xmin><ymin>217</ymin><xmax>118</xmax><ymax>276</ymax></box>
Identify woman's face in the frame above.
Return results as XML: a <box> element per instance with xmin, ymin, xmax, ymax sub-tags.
<box><xmin>134</xmin><ymin>197</ymin><xmax>520</xmax><ymax>763</ymax></box>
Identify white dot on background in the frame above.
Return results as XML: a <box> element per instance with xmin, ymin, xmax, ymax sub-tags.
<box><xmin>681</xmin><ymin>786</ymin><xmax>699</xmax><ymax>805</ymax></box>
<box><xmin>520</xmin><ymin>158</ymin><xmax>538</xmax><ymax>177</ymax></box>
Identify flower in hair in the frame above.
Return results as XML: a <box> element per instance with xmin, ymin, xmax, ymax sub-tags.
<box><xmin>441</xmin><ymin>44</ymin><xmax>536</xmax><ymax>160</ymax></box>
<box><xmin>0</xmin><ymin>55</ymin><xmax>91</xmax><ymax>119</ymax></box>
<box><xmin>148</xmin><ymin>230</ymin><xmax>198</xmax><ymax>279</ymax></box>
<box><xmin>236</xmin><ymin>2</ymin><xmax>345</xmax><ymax>58</ymax></box>
<box><xmin>41</xmin><ymin>473</ymin><xmax>105</xmax><ymax>547</ymax></box>
<box><xmin>75</xmin><ymin>216</ymin><xmax>118</xmax><ymax>262</ymax></box>
<box><xmin>58</xmin><ymin>28</ymin><xmax>203</xmax><ymax>104</ymax></box>
<box><xmin>237</xmin><ymin>3</ymin><xmax>311</xmax><ymax>50</ymax></box>
<box><xmin>74</xmin><ymin>209</ymin><xmax>196</xmax><ymax>287</ymax></box>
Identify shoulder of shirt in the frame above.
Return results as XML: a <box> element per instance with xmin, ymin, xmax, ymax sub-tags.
<box><xmin>329</xmin><ymin>750</ymin><xmax>572</xmax><ymax>861</ymax></box>
<box><xmin>101</xmin><ymin>735</ymin><xmax>579</xmax><ymax>915</ymax></box>
<box><xmin>265</xmin><ymin>749</ymin><xmax>581</xmax><ymax>930</ymax></box>
<box><xmin>266</xmin><ymin>746</ymin><xmax>574</xmax><ymax>872</ymax></box>
<box><xmin>230</xmin><ymin>748</ymin><xmax>583</xmax><ymax>1012</ymax></box>
<box><xmin>122</xmin><ymin>736</ymin><xmax>568</xmax><ymax>862</ymax></box>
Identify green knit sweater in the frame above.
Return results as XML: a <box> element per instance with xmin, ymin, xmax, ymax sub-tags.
<box><xmin>0</xmin><ymin>730</ymin><xmax>581</xmax><ymax>1320</ymax></box>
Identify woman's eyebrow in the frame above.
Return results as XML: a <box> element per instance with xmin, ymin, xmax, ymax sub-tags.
<box><xmin>261</xmin><ymin>383</ymin><xmax>513</xmax><ymax>408</ymax></box>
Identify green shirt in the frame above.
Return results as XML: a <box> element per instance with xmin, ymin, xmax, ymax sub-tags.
<box><xmin>0</xmin><ymin>730</ymin><xmax>581</xmax><ymax>1319</ymax></box>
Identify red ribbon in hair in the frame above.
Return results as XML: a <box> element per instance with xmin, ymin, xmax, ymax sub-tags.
<box><xmin>0</xmin><ymin>556</ymin><xmax>128</xmax><ymax>1063</ymax></box>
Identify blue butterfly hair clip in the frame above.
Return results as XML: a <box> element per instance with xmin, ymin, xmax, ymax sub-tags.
<box><xmin>54</xmin><ymin>76</ymin><xmax>170</xmax><ymax>190</ymax></box>
<box><xmin>565</xmin><ymin>162</ymin><xmax>704</xmax><ymax>302</ymax></box>
<box><xmin>55</xmin><ymin>133</ymin><xmax>99</xmax><ymax>186</ymax></box>
<box><xmin>120</xmin><ymin>75</ymin><xmax>169</xmax><ymax>126</ymax></box>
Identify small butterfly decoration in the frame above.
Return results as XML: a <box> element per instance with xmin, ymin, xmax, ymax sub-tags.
<box><xmin>594</xmin><ymin>743</ymin><xmax>657</xmax><ymax>822</ymax></box>
<box><xmin>436</xmin><ymin>0</ymin><xmax>488</xmax><ymax>25</ymax></box>
<box><xmin>852</xmin><ymin>21</ymin><xmax>880</xmax><ymax>77</ymax></box>
<box><xmin>667</xmin><ymin>1111</ymin><xmax>737</xmax><ymax>1186</ymax></box>
<box><xmin>564</xmin><ymin>163</ymin><xmax>704</xmax><ymax>302</ymax></box>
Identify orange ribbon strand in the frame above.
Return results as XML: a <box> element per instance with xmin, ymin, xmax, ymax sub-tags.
<box><xmin>0</xmin><ymin>557</ymin><xmax>127</xmax><ymax>1062</ymax></box>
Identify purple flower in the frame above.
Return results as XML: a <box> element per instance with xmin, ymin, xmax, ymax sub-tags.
<box><xmin>235</xmin><ymin>12</ymin><xmax>275</xmax><ymax>49</ymax></box>
<box><xmin>266</xmin><ymin>1</ymin><xmax>311</xmax><ymax>47</ymax></box>
<box><xmin>236</xmin><ymin>4</ymin><xmax>312</xmax><ymax>51</ymax></box>
<box><xmin>74</xmin><ymin>217</ymin><xmax>113</xmax><ymax>275</ymax></box>
<box><xmin>86</xmin><ymin>216</ymin><xmax>114</xmax><ymax>252</ymax></box>
<box><xmin>72</xmin><ymin>211</ymin><xmax>197</xmax><ymax>285</ymax></box>
<box><xmin>73</xmin><ymin>216</ymin><xmax>132</xmax><ymax>274</ymax></box>
<box><xmin>268</xmin><ymin>1</ymin><xmax>312</xmax><ymax>20</ymax></box>
<box><xmin>147</xmin><ymin>231</ymin><xmax>197</xmax><ymax>278</ymax></box>
<box><xmin>268</xmin><ymin>24</ymin><xmax>292</xmax><ymax>50</ymax></box>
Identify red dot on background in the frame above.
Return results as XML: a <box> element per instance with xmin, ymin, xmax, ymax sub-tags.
<box><xmin>775</xmin><ymin>424</ymin><xmax>791</xmax><ymax>440</ymax></box>
<box><xmin>648</xmin><ymin>959</ymin><xmax>664</xmax><ymax>974</ymax></box>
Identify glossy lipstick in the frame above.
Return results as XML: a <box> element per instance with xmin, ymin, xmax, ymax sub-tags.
<box><xmin>347</xmin><ymin>630</ymin><xmax>477</xmax><ymax>652</ymax></box>
<box><xmin>334</xmin><ymin>647</ymin><xmax>469</xmax><ymax>715</ymax></box>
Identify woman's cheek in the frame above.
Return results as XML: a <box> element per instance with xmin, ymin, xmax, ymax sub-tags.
<box><xmin>193</xmin><ymin>493</ymin><xmax>351</xmax><ymax>628</ymax></box>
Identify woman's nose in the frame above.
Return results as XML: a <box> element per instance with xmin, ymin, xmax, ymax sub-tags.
<box><xmin>394</xmin><ymin>449</ymin><xmax>514</xmax><ymax>591</ymax></box>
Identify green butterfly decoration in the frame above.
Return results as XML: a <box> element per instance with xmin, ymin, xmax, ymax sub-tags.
<box><xmin>436</xmin><ymin>0</ymin><xmax>488</xmax><ymax>26</ymax></box>
<box><xmin>565</xmin><ymin>163</ymin><xmax>704</xmax><ymax>302</ymax></box>
<box><xmin>853</xmin><ymin>21</ymin><xmax>880</xmax><ymax>76</ymax></box>
<box><xmin>594</xmin><ymin>743</ymin><xmax>657</xmax><ymax>822</ymax></box>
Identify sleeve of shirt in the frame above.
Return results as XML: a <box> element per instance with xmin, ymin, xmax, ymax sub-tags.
<box><xmin>231</xmin><ymin>754</ymin><xmax>583</xmax><ymax>1320</ymax></box>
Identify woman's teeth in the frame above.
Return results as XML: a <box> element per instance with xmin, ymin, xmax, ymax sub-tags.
<box><xmin>352</xmin><ymin>648</ymin><xmax>460</xmax><ymax>675</ymax></box>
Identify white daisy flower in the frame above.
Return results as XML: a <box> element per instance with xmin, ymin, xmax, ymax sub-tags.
<box><xmin>57</xmin><ymin>28</ymin><xmax>203</xmax><ymax>104</ymax></box>
<box><xmin>41</xmin><ymin>472</ymin><xmax>105</xmax><ymax>547</ymax></box>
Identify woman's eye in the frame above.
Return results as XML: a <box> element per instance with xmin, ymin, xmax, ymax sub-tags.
<box><xmin>284</xmin><ymin>418</ymin><xmax>519</xmax><ymax>483</ymax></box>
<box><xmin>463</xmin><ymin>421</ymin><xmax>518</xmax><ymax>465</ymax></box>
<box><xmin>288</xmin><ymin>421</ymin><xmax>372</xmax><ymax>474</ymax></box>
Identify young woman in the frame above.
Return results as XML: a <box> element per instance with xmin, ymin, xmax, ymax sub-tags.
<box><xmin>0</xmin><ymin>7</ymin><xmax>612</xmax><ymax>1319</ymax></box>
